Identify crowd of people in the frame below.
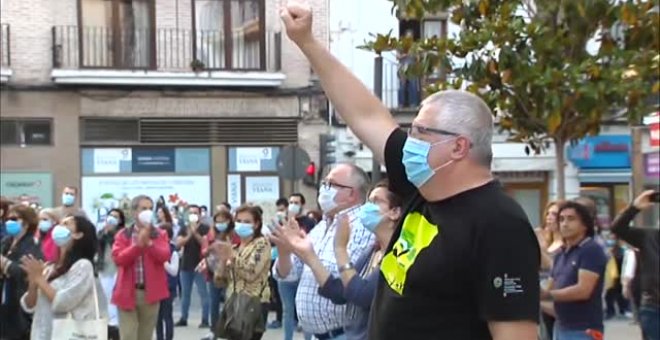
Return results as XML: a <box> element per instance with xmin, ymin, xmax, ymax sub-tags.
<box><xmin>0</xmin><ymin>2</ymin><xmax>659</xmax><ymax>340</ymax></box>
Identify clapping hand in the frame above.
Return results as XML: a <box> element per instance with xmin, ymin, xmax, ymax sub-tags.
<box><xmin>20</xmin><ymin>255</ymin><xmax>45</xmax><ymax>282</ymax></box>
<box><xmin>214</xmin><ymin>241</ymin><xmax>234</xmax><ymax>262</ymax></box>
<box><xmin>138</xmin><ymin>226</ymin><xmax>152</xmax><ymax>247</ymax></box>
<box><xmin>270</xmin><ymin>217</ymin><xmax>313</xmax><ymax>259</ymax></box>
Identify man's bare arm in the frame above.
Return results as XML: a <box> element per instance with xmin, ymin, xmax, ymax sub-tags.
<box><xmin>281</xmin><ymin>3</ymin><xmax>398</xmax><ymax>163</ymax></box>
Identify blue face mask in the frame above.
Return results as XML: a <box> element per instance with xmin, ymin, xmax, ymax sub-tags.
<box><xmin>402</xmin><ymin>136</ymin><xmax>455</xmax><ymax>188</ymax></box>
<box><xmin>52</xmin><ymin>225</ymin><xmax>72</xmax><ymax>247</ymax></box>
<box><xmin>359</xmin><ymin>202</ymin><xmax>384</xmax><ymax>233</ymax></box>
<box><xmin>235</xmin><ymin>222</ymin><xmax>254</xmax><ymax>239</ymax></box>
<box><xmin>39</xmin><ymin>220</ymin><xmax>53</xmax><ymax>232</ymax></box>
<box><xmin>5</xmin><ymin>220</ymin><xmax>22</xmax><ymax>236</ymax></box>
<box><xmin>62</xmin><ymin>193</ymin><xmax>75</xmax><ymax>207</ymax></box>
<box><xmin>215</xmin><ymin>222</ymin><xmax>228</xmax><ymax>232</ymax></box>
<box><xmin>106</xmin><ymin>216</ymin><xmax>119</xmax><ymax>226</ymax></box>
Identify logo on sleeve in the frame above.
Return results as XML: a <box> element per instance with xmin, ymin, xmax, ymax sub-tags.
<box><xmin>493</xmin><ymin>273</ymin><xmax>524</xmax><ymax>297</ymax></box>
<box><xmin>381</xmin><ymin>212</ymin><xmax>438</xmax><ymax>295</ymax></box>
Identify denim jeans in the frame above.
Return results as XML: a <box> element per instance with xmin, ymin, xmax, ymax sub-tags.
<box><xmin>179</xmin><ymin>270</ymin><xmax>209</xmax><ymax>324</ymax></box>
<box><xmin>278</xmin><ymin>281</ymin><xmax>299</xmax><ymax>340</ymax></box>
<box><xmin>553</xmin><ymin>324</ymin><xmax>599</xmax><ymax>340</ymax></box>
<box><xmin>208</xmin><ymin>282</ymin><xmax>225</xmax><ymax>328</ymax></box>
<box><xmin>156</xmin><ymin>296</ymin><xmax>174</xmax><ymax>340</ymax></box>
<box><xmin>639</xmin><ymin>306</ymin><xmax>660</xmax><ymax>340</ymax></box>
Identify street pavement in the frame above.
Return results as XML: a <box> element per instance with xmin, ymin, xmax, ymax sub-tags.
<box><xmin>171</xmin><ymin>294</ymin><xmax>642</xmax><ymax>340</ymax></box>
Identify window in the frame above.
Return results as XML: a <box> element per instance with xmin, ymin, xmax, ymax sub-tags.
<box><xmin>79</xmin><ymin>0</ymin><xmax>155</xmax><ymax>69</ymax></box>
<box><xmin>0</xmin><ymin>119</ymin><xmax>53</xmax><ymax>146</ymax></box>
<box><xmin>193</xmin><ymin>0</ymin><xmax>264</xmax><ymax>70</ymax></box>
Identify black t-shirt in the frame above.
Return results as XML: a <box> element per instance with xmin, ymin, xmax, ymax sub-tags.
<box><xmin>368</xmin><ymin>129</ymin><xmax>540</xmax><ymax>340</ymax></box>
<box><xmin>178</xmin><ymin>223</ymin><xmax>210</xmax><ymax>271</ymax></box>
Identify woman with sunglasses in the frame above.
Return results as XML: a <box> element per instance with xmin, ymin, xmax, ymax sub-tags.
<box><xmin>0</xmin><ymin>205</ymin><xmax>44</xmax><ymax>339</ymax></box>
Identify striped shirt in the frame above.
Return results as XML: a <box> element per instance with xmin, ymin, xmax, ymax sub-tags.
<box><xmin>274</xmin><ymin>205</ymin><xmax>374</xmax><ymax>334</ymax></box>
<box><xmin>131</xmin><ymin>228</ymin><xmax>145</xmax><ymax>285</ymax></box>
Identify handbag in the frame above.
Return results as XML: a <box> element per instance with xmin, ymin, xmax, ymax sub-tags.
<box><xmin>51</xmin><ymin>279</ymin><xmax>108</xmax><ymax>340</ymax></box>
<box><xmin>214</xmin><ymin>265</ymin><xmax>268</xmax><ymax>340</ymax></box>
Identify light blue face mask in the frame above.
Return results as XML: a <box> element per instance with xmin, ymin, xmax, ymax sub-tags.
<box><xmin>52</xmin><ymin>225</ymin><xmax>72</xmax><ymax>247</ymax></box>
<box><xmin>5</xmin><ymin>220</ymin><xmax>21</xmax><ymax>236</ymax></box>
<box><xmin>359</xmin><ymin>202</ymin><xmax>384</xmax><ymax>233</ymax></box>
<box><xmin>215</xmin><ymin>222</ymin><xmax>228</xmax><ymax>232</ymax></box>
<box><xmin>62</xmin><ymin>193</ymin><xmax>75</xmax><ymax>207</ymax></box>
<box><xmin>39</xmin><ymin>220</ymin><xmax>53</xmax><ymax>232</ymax></box>
<box><xmin>235</xmin><ymin>222</ymin><xmax>254</xmax><ymax>239</ymax></box>
<box><xmin>402</xmin><ymin>136</ymin><xmax>455</xmax><ymax>188</ymax></box>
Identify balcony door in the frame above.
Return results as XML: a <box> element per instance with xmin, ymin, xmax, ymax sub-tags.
<box><xmin>193</xmin><ymin>0</ymin><xmax>265</xmax><ymax>70</ymax></box>
<box><xmin>79</xmin><ymin>0</ymin><xmax>155</xmax><ymax>69</ymax></box>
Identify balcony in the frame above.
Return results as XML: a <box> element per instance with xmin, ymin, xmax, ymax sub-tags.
<box><xmin>382</xmin><ymin>59</ymin><xmax>421</xmax><ymax>124</ymax></box>
<box><xmin>1</xmin><ymin>23</ymin><xmax>11</xmax><ymax>83</ymax></box>
<box><xmin>51</xmin><ymin>26</ymin><xmax>284</xmax><ymax>87</ymax></box>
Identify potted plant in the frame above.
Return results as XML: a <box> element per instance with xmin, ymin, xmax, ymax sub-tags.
<box><xmin>190</xmin><ymin>59</ymin><xmax>206</xmax><ymax>72</ymax></box>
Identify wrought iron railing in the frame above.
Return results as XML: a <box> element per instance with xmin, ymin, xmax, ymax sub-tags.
<box><xmin>52</xmin><ymin>26</ymin><xmax>281</xmax><ymax>72</ymax></box>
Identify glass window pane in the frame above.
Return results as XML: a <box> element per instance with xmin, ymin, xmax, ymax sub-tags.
<box><xmin>195</xmin><ymin>0</ymin><xmax>226</xmax><ymax>69</ymax></box>
<box><xmin>23</xmin><ymin>120</ymin><xmax>52</xmax><ymax>145</ymax></box>
<box><xmin>423</xmin><ymin>20</ymin><xmax>442</xmax><ymax>39</ymax></box>
<box><xmin>117</xmin><ymin>0</ymin><xmax>153</xmax><ymax>68</ymax></box>
<box><xmin>580</xmin><ymin>186</ymin><xmax>612</xmax><ymax>228</ymax></box>
<box><xmin>0</xmin><ymin>120</ymin><xmax>18</xmax><ymax>145</ymax></box>
<box><xmin>80</xmin><ymin>0</ymin><xmax>113</xmax><ymax>67</ymax></box>
<box><xmin>613</xmin><ymin>184</ymin><xmax>630</xmax><ymax>215</ymax></box>
<box><xmin>509</xmin><ymin>189</ymin><xmax>541</xmax><ymax>228</ymax></box>
<box><xmin>231</xmin><ymin>0</ymin><xmax>261</xmax><ymax>69</ymax></box>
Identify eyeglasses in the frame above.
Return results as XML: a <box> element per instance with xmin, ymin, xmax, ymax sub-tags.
<box><xmin>320</xmin><ymin>181</ymin><xmax>353</xmax><ymax>191</ymax></box>
<box><xmin>408</xmin><ymin>125</ymin><xmax>460</xmax><ymax>137</ymax></box>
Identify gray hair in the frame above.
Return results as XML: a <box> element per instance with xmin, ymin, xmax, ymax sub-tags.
<box><xmin>422</xmin><ymin>90</ymin><xmax>494</xmax><ymax>167</ymax></box>
<box><xmin>343</xmin><ymin>163</ymin><xmax>370</xmax><ymax>201</ymax></box>
<box><xmin>131</xmin><ymin>195</ymin><xmax>153</xmax><ymax>211</ymax></box>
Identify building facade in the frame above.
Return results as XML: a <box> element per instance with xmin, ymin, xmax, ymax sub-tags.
<box><xmin>0</xmin><ymin>0</ymin><xmax>329</xmax><ymax>223</ymax></box>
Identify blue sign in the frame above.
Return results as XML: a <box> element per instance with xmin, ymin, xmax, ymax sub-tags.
<box><xmin>567</xmin><ymin>135</ymin><xmax>631</xmax><ymax>169</ymax></box>
<box><xmin>132</xmin><ymin>148</ymin><xmax>176</xmax><ymax>173</ymax></box>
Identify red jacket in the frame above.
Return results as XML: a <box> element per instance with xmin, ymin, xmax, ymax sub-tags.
<box><xmin>111</xmin><ymin>226</ymin><xmax>171</xmax><ymax>310</ymax></box>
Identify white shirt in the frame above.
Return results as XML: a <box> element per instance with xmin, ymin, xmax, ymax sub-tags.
<box><xmin>273</xmin><ymin>205</ymin><xmax>375</xmax><ymax>334</ymax></box>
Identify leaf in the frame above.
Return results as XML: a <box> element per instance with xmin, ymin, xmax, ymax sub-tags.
<box><xmin>478</xmin><ymin>0</ymin><xmax>489</xmax><ymax>16</ymax></box>
<box><xmin>547</xmin><ymin>112</ymin><xmax>562</xmax><ymax>135</ymax></box>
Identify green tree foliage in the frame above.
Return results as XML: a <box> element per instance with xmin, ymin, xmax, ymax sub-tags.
<box><xmin>364</xmin><ymin>0</ymin><xmax>659</xmax><ymax>198</ymax></box>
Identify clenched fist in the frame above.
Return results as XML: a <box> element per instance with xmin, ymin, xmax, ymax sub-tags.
<box><xmin>280</xmin><ymin>1</ymin><xmax>314</xmax><ymax>46</ymax></box>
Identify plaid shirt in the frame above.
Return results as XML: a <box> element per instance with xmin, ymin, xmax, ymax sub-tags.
<box><xmin>131</xmin><ymin>227</ymin><xmax>145</xmax><ymax>285</ymax></box>
<box><xmin>274</xmin><ymin>205</ymin><xmax>374</xmax><ymax>334</ymax></box>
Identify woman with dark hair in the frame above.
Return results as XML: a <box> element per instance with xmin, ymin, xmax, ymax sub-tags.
<box><xmin>20</xmin><ymin>215</ymin><xmax>108</xmax><ymax>340</ymax></box>
<box><xmin>212</xmin><ymin>204</ymin><xmax>271</xmax><ymax>340</ymax></box>
<box><xmin>0</xmin><ymin>205</ymin><xmax>44</xmax><ymax>339</ymax></box>
<box><xmin>98</xmin><ymin>208</ymin><xmax>126</xmax><ymax>339</ymax></box>
<box><xmin>157</xmin><ymin>206</ymin><xmax>174</xmax><ymax>227</ymax></box>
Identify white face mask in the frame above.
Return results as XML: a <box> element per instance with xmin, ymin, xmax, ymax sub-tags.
<box><xmin>188</xmin><ymin>213</ymin><xmax>199</xmax><ymax>224</ymax></box>
<box><xmin>138</xmin><ymin>210</ymin><xmax>154</xmax><ymax>226</ymax></box>
<box><xmin>317</xmin><ymin>186</ymin><xmax>338</xmax><ymax>213</ymax></box>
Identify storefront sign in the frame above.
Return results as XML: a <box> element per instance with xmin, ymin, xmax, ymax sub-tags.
<box><xmin>93</xmin><ymin>148</ymin><xmax>132</xmax><ymax>173</ymax></box>
<box><xmin>132</xmin><ymin>148</ymin><xmax>176</xmax><ymax>173</ymax></box>
<box><xmin>567</xmin><ymin>135</ymin><xmax>632</xmax><ymax>169</ymax></box>
<box><xmin>235</xmin><ymin>147</ymin><xmax>273</xmax><ymax>172</ymax></box>
<box><xmin>644</xmin><ymin>113</ymin><xmax>659</xmax><ymax>147</ymax></box>
<box><xmin>227</xmin><ymin>174</ymin><xmax>242</xmax><ymax>211</ymax></box>
<box><xmin>81</xmin><ymin>175</ymin><xmax>210</xmax><ymax>224</ymax></box>
<box><xmin>645</xmin><ymin>152</ymin><xmax>660</xmax><ymax>179</ymax></box>
<box><xmin>244</xmin><ymin>176</ymin><xmax>280</xmax><ymax>224</ymax></box>
<box><xmin>0</xmin><ymin>172</ymin><xmax>53</xmax><ymax>207</ymax></box>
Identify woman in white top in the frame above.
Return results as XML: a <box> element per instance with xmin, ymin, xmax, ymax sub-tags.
<box><xmin>20</xmin><ymin>215</ymin><xmax>108</xmax><ymax>340</ymax></box>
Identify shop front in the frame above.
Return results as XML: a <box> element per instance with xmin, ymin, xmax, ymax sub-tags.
<box><xmin>568</xmin><ymin>135</ymin><xmax>632</xmax><ymax>229</ymax></box>
<box><xmin>80</xmin><ymin>147</ymin><xmax>212</xmax><ymax>225</ymax></box>
<box><xmin>641</xmin><ymin>113</ymin><xmax>659</xmax><ymax>227</ymax></box>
